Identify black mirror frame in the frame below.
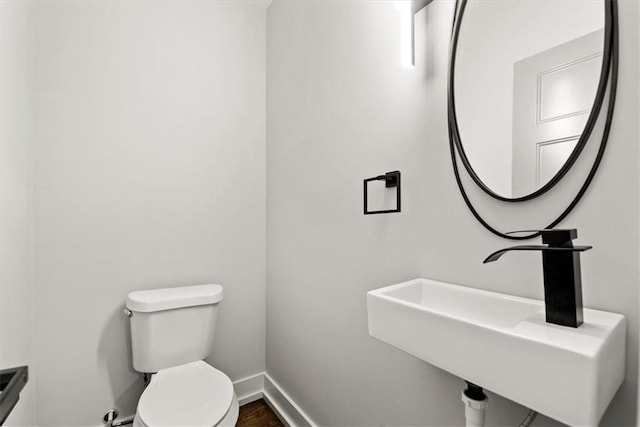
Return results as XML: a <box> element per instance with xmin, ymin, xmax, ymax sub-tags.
<box><xmin>447</xmin><ymin>0</ymin><xmax>618</xmax><ymax>240</ymax></box>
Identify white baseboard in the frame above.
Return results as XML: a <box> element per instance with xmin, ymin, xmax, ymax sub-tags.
<box><xmin>262</xmin><ymin>373</ymin><xmax>316</xmax><ymax>427</ymax></box>
<box><xmin>233</xmin><ymin>372</ymin><xmax>316</xmax><ymax>426</ymax></box>
<box><xmin>233</xmin><ymin>372</ymin><xmax>264</xmax><ymax>405</ymax></box>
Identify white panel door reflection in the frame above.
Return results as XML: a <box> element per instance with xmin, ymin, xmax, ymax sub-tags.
<box><xmin>512</xmin><ymin>30</ymin><xmax>603</xmax><ymax>197</ymax></box>
<box><xmin>537</xmin><ymin>137</ymin><xmax>579</xmax><ymax>188</ymax></box>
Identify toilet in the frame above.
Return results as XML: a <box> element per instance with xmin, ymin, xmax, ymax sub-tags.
<box><xmin>126</xmin><ymin>284</ymin><xmax>239</xmax><ymax>427</ymax></box>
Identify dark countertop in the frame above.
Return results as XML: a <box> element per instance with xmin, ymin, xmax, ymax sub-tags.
<box><xmin>0</xmin><ymin>366</ymin><xmax>28</xmax><ymax>426</ymax></box>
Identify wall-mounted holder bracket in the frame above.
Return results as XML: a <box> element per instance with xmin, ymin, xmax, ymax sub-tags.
<box><xmin>363</xmin><ymin>171</ymin><xmax>401</xmax><ymax>215</ymax></box>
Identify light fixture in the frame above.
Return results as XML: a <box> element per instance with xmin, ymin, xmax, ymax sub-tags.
<box><xmin>396</xmin><ymin>0</ymin><xmax>435</xmax><ymax>68</ymax></box>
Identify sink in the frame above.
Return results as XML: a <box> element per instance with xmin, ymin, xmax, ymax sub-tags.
<box><xmin>367</xmin><ymin>278</ymin><xmax>625</xmax><ymax>426</ymax></box>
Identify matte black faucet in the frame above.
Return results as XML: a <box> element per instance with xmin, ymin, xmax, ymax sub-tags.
<box><xmin>483</xmin><ymin>229</ymin><xmax>592</xmax><ymax>328</ymax></box>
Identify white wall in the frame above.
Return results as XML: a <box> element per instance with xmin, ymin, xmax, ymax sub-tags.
<box><xmin>32</xmin><ymin>2</ymin><xmax>266</xmax><ymax>424</ymax></box>
<box><xmin>0</xmin><ymin>2</ymin><xmax>36</xmax><ymax>424</ymax></box>
<box><xmin>266</xmin><ymin>0</ymin><xmax>638</xmax><ymax>425</ymax></box>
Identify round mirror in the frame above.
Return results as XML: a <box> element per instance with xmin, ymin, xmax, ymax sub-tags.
<box><xmin>451</xmin><ymin>0</ymin><xmax>608</xmax><ymax>200</ymax></box>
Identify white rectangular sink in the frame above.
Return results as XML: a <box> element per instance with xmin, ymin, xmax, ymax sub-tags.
<box><xmin>367</xmin><ymin>278</ymin><xmax>625</xmax><ymax>426</ymax></box>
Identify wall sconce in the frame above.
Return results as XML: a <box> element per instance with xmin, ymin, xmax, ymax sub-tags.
<box><xmin>396</xmin><ymin>0</ymin><xmax>435</xmax><ymax>68</ymax></box>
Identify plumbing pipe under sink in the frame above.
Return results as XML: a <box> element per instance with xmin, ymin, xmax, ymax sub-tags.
<box><xmin>461</xmin><ymin>382</ymin><xmax>488</xmax><ymax>427</ymax></box>
<box><xmin>460</xmin><ymin>382</ymin><xmax>538</xmax><ymax>427</ymax></box>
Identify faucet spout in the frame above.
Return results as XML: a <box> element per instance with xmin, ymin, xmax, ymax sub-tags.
<box><xmin>483</xmin><ymin>245</ymin><xmax>592</xmax><ymax>263</ymax></box>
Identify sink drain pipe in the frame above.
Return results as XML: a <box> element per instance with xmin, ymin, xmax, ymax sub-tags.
<box><xmin>461</xmin><ymin>382</ymin><xmax>488</xmax><ymax>427</ymax></box>
<box><xmin>461</xmin><ymin>382</ymin><xmax>538</xmax><ymax>427</ymax></box>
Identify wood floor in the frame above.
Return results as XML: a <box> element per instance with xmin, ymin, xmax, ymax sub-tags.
<box><xmin>236</xmin><ymin>399</ymin><xmax>284</xmax><ymax>427</ymax></box>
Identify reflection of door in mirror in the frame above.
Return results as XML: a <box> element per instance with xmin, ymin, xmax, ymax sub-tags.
<box><xmin>512</xmin><ymin>30</ymin><xmax>603</xmax><ymax>196</ymax></box>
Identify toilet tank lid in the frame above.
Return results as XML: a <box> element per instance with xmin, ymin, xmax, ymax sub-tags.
<box><xmin>126</xmin><ymin>284</ymin><xmax>223</xmax><ymax>313</ymax></box>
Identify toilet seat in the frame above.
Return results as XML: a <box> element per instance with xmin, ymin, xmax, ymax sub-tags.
<box><xmin>137</xmin><ymin>360</ymin><xmax>234</xmax><ymax>427</ymax></box>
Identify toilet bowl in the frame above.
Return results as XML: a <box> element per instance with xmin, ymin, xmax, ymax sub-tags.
<box><xmin>132</xmin><ymin>361</ymin><xmax>239</xmax><ymax>427</ymax></box>
<box><xmin>125</xmin><ymin>284</ymin><xmax>239</xmax><ymax>427</ymax></box>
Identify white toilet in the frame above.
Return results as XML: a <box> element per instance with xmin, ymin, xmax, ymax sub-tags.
<box><xmin>126</xmin><ymin>284</ymin><xmax>239</xmax><ymax>427</ymax></box>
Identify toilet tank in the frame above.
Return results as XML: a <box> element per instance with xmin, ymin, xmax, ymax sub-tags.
<box><xmin>126</xmin><ymin>284</ymin><xmax>223</xmax><ymax>373</ymax></box>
